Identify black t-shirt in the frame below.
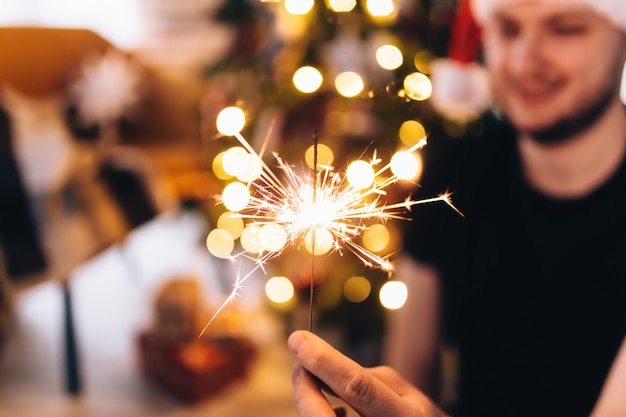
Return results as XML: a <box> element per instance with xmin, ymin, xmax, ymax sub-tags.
<box><xmin>403</xmin><ymin>116</ymin><xmax>626</xmax><ymax>417</ymax></box>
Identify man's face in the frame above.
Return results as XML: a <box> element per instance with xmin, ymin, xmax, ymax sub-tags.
<box><xmin>482</xmin><ymin>2</ymin><xmax>626</xmax><ymax>143</ymax></box>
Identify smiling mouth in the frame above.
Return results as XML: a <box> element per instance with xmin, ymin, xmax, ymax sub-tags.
<box><xmin>512</xmin><ymin>80</ymin><xmax>564</xmax><ymax>103</ymax></box>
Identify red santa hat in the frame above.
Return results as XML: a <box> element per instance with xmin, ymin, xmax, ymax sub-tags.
<box><xmin>430</xmin><ymin>0</ymin><xmax>626</xmax><ymax>122</ymax></box>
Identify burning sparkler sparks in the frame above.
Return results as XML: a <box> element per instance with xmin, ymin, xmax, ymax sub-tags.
<box><xmin>200</xmin><ymin>108</ymin><xmax>460</xmax><ymax>337</ymax></box>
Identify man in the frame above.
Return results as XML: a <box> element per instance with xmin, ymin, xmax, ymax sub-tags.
<box><xmin>289</xmin><ymin>1</ymin><xmax>626</xmax><ymax>416</ymax></box>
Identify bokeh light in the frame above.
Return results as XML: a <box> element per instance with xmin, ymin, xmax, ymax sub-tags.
<box><xmin>206</xmin><ymin>228</ymin><xmax>234</xmax><ymax>259</ymax></box>
<box><xmin>403</xmin><ymin>72</ymin><xmax>432</xmax><ymax>101</ymax></box>
<box><xmin>222</xmin><ymin>181</ymin><xmax>250</xmax><ymax>212</ymax></box>
<box><xmin>237</xmin><ymin>153</ymin><xmax>263</xmax><ymax>183</ymax></box>
<box><xmin>362</xmin><ymin>224</ymin><xmax>390</xmax><ymax>253</ymax></box>
<box><xmin>284</xmin><ymin>0</ymin><xmax>314</xmax><ymax>14</ymax></box>
<box><xmin>265</xmin><ymin>276</ymin><xmax>295</xmax><ymax>304</ymax></box>
<box><xmin>343</xmin><ymin>276</ymin><xmax>371</xmax><ymax>303</ymax></box>
<box><xmin>217</xmin><ymin>211</ymin><xmax>244</xmax><ymax>240</ymax></box>
<box><xmin>399</xmin><ymin>120</ymin><xmax>426</xmax><ymax>146</ymax></box>
<box><xmin>365</xmin><ymin>0</ymin><xmax>395</xmax><ymax>17</ymax></box>
<box><xmin>293</xmin><ymin>66</ymin><xmax>323</xmax><ymax>93</ymax></box>
<box><xmin>305</xmin><ymin>143</ymin><xmax>334</xmax><ymax>169</ymax></box>
<box><xmin>414</xmin><ymin>50</ymin><xmax>434</xmax><ymax>74</ymax></box>
<box><xmin>376</xmin><ymin>44</ymin><xmax>403</xmax><ymax>70</ymax></box>
<box><xmin>216</xmin><ymin>106</ymin><xmax>246</xmax><ymax>136</ymax></box>
<box><xmin>390</xmin><ymin>151</ymin><xmax>421</xmax><ymax>180</ymax></box>
<box><xmin>304</xmin><ymin>227</ymin><xmax>334</xmax><ymax>255</ymax></box>
<box><xmin>212</xmin><ymin>151</ymin><xmax>232</xmax><ymax>180</ymax></box>
<box><xmin>221</xmin><ymin>146</ymin><xmax>248</xmax><ymax>177</ymax></box>
<box><xmin>259</xmin><ymin>224</ymin><xmax>288</xmax><ymax>252</ymax></box>
<box><xmin>335</xmin><ymin>71</ymin><xmax>364</xmax><ymax>98</ymax></box>
<box><xmin>379</xmin><ymin>280</ymin><xmax>408</xmax><ymax>309</ymax></box>
<box><xmin>240</xmin><ymin>225</ymin><xmax>263</xmax><ymax>254</ymax></box>
<box><xmin>327</xmin><ymin>0</ymin><xmax>356</xmax><ymax>12</ymax></box>
<box><xmin>346</xmin><ymin>160</ymin><xmax>375</xmax><ymax>189</ymax></box>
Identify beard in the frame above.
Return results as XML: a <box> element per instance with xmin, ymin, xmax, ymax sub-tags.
<box><xmin>527</xmin><ymin>83</ymin><xmax>617</xmax><ymax>145</ymax></box>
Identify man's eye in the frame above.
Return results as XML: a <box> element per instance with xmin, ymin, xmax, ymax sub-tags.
<box><xmin>552</xmin><ymin>24</ymin><xmax>587</xmax><ymax>35</ymax></box>
<box><xmin>499</xmin><ymin>23</ymin><xmax>519</xmax><ymax>38</ymax></box>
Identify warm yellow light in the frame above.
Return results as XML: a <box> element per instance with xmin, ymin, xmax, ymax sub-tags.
<box><xmin>391</xmin><ymin>151</ymin><xmax>421</xmax><ymax>180</ymax></box>
<box><xmin>335</xmin><ymin>72</ymin><xmax>364</xmax><ymax>98</ymax></box>
<box><xmin>265</xmin><ymin>276</ymin><xmax>295</xmax><ymax>304</ymax></box>
<box><xmin>414</xmin><ymin>50</ymin><xmax>434</xmax><ymax>74</ymax></box>
<box><xmin>206</xmin><ymin>228</ymin><xmax>234</xmax><ymax>259</ymax></box>
<box><xmin>343</xmin><ymin>276</ymin><xmax>372</xmax><ymax>303</ymax></box>
<box><xmin>376</xmin><ymin>45</ymin><xmax>403</xmax><ymax>70</ymax></box>
<box><xmin>379</xmin><ymin>280</ymin><xmax>408</xmax><ymax>309</ymax></box>
<box><xmin>399</xmin><ymin>120</ymin><xmax>426</xmax><ymax>146</ymax></box>
<box><xmin>304</xmin><ymin>227</ymin><xmax>334</xmax><ymax>255</ymax></box>
<box><xmin>217</xmin><ymin>211</ymin><xmax>244</xmax><ymax>240</ymax></box>
<box><xmin>403</xmin><ymin>72</ymin><xmax>432</xmax><ymax>101</ymax></box>
<box><xmin>237</xmin><ymin>153</ymin><xmax>263</xmax><ymax>183</ymax></box>
<box><xmin>347</xmin><ymin>160</ymin><xmax>375</xmax><ymax>190</ymax></box>
<box><xmin>212</xmin><ymin>151</ymin><xmax>232</xmax><ymax>180</ymax></box>
<box><xmin>293</xmin><ymin>66</ymin><xmax>323</xmax><ymax>93</ymax></box>
<box><xmin>362</xmin><ymin>224</ymin><xmax>390</xmax><ymax>253</ymax></box>
<box><xmin>327</xmin><ymin>0</ymin><xmax>356</xmax><ymax>12</ymax></box>
<box><xmin>365</xmin><ymin>0</ymin><xmax>395</xmax><ymax>17</ymax></box>
<box><xmin>284</xmin><ymin>0</ymin><xmax>314</xmax><ymax>14</ymax></box>
<box><xmin>259</xmin><ymin>224</ymin><xmax>288</xmax><ymax>252</ymax></box>
<box><xmin>222</xmin><ymin>181</ymin><xmax>250</xmax><ymax>212</ymax></box>
<box><xmin>221</xmin><ymin>146</ymin><xmax>249</xmax><ymax>177</ymax></box>
<box><xmin>216</xmin><ymin>106</ymin><xmax>246</xmax><ymax>136</ymax></box>
<box><xmin>240</xmin><ymin>225</ymin><xmax>263</xmax><ymax>254</ymax></box>
<box><xmin>305</xmin><ymin>143</ymin><xmax>334</xmax><ymax>169</ymax></box>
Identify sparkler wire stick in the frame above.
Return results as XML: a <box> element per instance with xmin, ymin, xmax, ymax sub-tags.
<box><xmin>309</xmin><ymin>130</ymin><xmax>319</xmax><ymax>332</ymax></box>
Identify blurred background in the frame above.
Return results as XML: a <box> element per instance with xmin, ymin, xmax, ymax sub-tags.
<box><xmin>0</xmin><ymin>1</ymin><xmax>471</xmax><ymax>416</ymax></box>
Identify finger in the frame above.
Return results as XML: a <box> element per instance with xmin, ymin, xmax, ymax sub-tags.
<box><xmin>289</xmin><ymin>331</ymin><xmax>408</xmax><ymax>417</ymax></box>
<box><xmin>291</xmin><ymin>364</ymin><xmax>337</xmax><ymax>417</ymax></box>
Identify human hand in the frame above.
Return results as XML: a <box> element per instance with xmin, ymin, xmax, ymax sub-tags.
<box><xmin>288</xmin><ymin>330</ymin><xmax>448</xmax><ymax>417</ymax></box>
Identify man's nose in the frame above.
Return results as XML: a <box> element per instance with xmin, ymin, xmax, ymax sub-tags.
<box><xmin>508</xmin><ymin>32</ymin><xmax>546</xmax><ymax>77</ymax></box>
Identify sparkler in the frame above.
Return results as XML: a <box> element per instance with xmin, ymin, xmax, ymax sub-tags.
<box><xmin>200</xmin><ymin>121</ymin><xmax>460</xmax><ymax>338</ymax></box>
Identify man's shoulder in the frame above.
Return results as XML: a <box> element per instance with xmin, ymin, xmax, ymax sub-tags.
<box><xmin>420</xmin><ymin>113</ymin><xmax>517</xmax><ymax>193</ymax></box>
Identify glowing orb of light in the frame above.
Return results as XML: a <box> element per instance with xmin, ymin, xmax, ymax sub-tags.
<box><xmin>222</xmin><ymin>181</ymin><xmax>250</xmax><ymax>212</ymax></box>
<box><xmin>379</xmin><ymin>280</ymin><xmax>408</xmax><ymax>309</ymax></box>
<box><xmin>366</xmin><ymin>0</ymin><xmax>395</xmax><ymax>17</ymax></box>
<box><xmin>399</xmin><ymin>120</ymin><xmax>426</xmax><ymax>147</ymax></box>
<box><xmin>414</xmin><ymin>50</ymin><xmax>434</xmax><ymax>74</ymax></box>
<box><xmin>217</xmin><ymin>211</ymin><xmax>244</xmax><ymax>240</ymax></box>
<box><xmin>259</xmin><ymin>224</ymin><xmax>288</xmax><ymax>252</ymax></box>
<box><xmin>363</xmin><ymin>224</ymin><xmax>390</xmax><ymax>253</ymax></box>
<box><xmin>237</xmin><ymin>153</ymin><xmax>262</xmax><ymax>183</ymax></box>
<box><xmin>304</xmin><ymin>227</ymin><xmax>334</xmax><ymax>255</ymax></box>
<box><xmin>347</xmin><ymin>160</ymin><xmax>375</xmax><ymax>189</ymax></box>
<box><xmin>328</xmin><ymin>0</ymin><xmax>356</xmax><ymax>12</ymax></box>
<box><xmin>285</xmin><ymin>0</ymin><xmax>314</xmax><ymax>14</ymax></box>
<box><xmin>305</xmin><ymin>143</ymin><xmax>334</xmax><ymax>169</ymax></box>
<box><xmin>212</xmin><ymin>151</ymin><xmax>232</xmax><ymax>180</ymax></box>
<box><xmin>335</xmin><ymin>72</ymin><xmax>364</xmax><ymax>98</ymax></box>
<box><xmin>216</xmin><ymin>106</ymin><xmax>246</xmax><ymax>136</ymax></box>
<box><xmin>376</xmin><ymin>45</ymin><xmax>403</xmax><ymax>70</ymax></box>
<box><xmin>391</xmin><ymin>151</ymin><xmax>421</xmax><ymax>180</ymax></box>
<box><xmin>403</xmin><ymin>72</ymin><xmax>432</xmax><ymax>101</ymax></box>
<box><xmin>343</xmin><ymin>276</ymin><xmax>372</xmax><ymax>303</ymax></box>
<box><xmin>293</xmin><ymin>66</ymin><xmax>323</xmax><ymax>93</ymax></box>
<box><xmin>206</xmin><ymin>228</ymin><xmax>234</xmax><ymax>259</ymax></box>
<box><xmin>265</xmin><ymin>276</ymin><xmax>295</xmax><ymax>304</ymax></box>
<box><xmin>241</xmin><ymin>225</ymin><xmax>263</xmax><ymax>254</ymax></box>
<box><xmin>221</xmin><ymin>146</ymin><xmax>249</xmax><ymax>177</ymax></box>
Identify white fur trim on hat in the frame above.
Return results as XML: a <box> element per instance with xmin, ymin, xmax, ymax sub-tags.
<box><xmin>430</xmin><ymin>59</ymin><xmax>492</xmax><ymax>122</ymax></box>
<box><xmin>471</xmin><ymin>0</ymin><xmax>626</xmax><ymax>30</ymax></box>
